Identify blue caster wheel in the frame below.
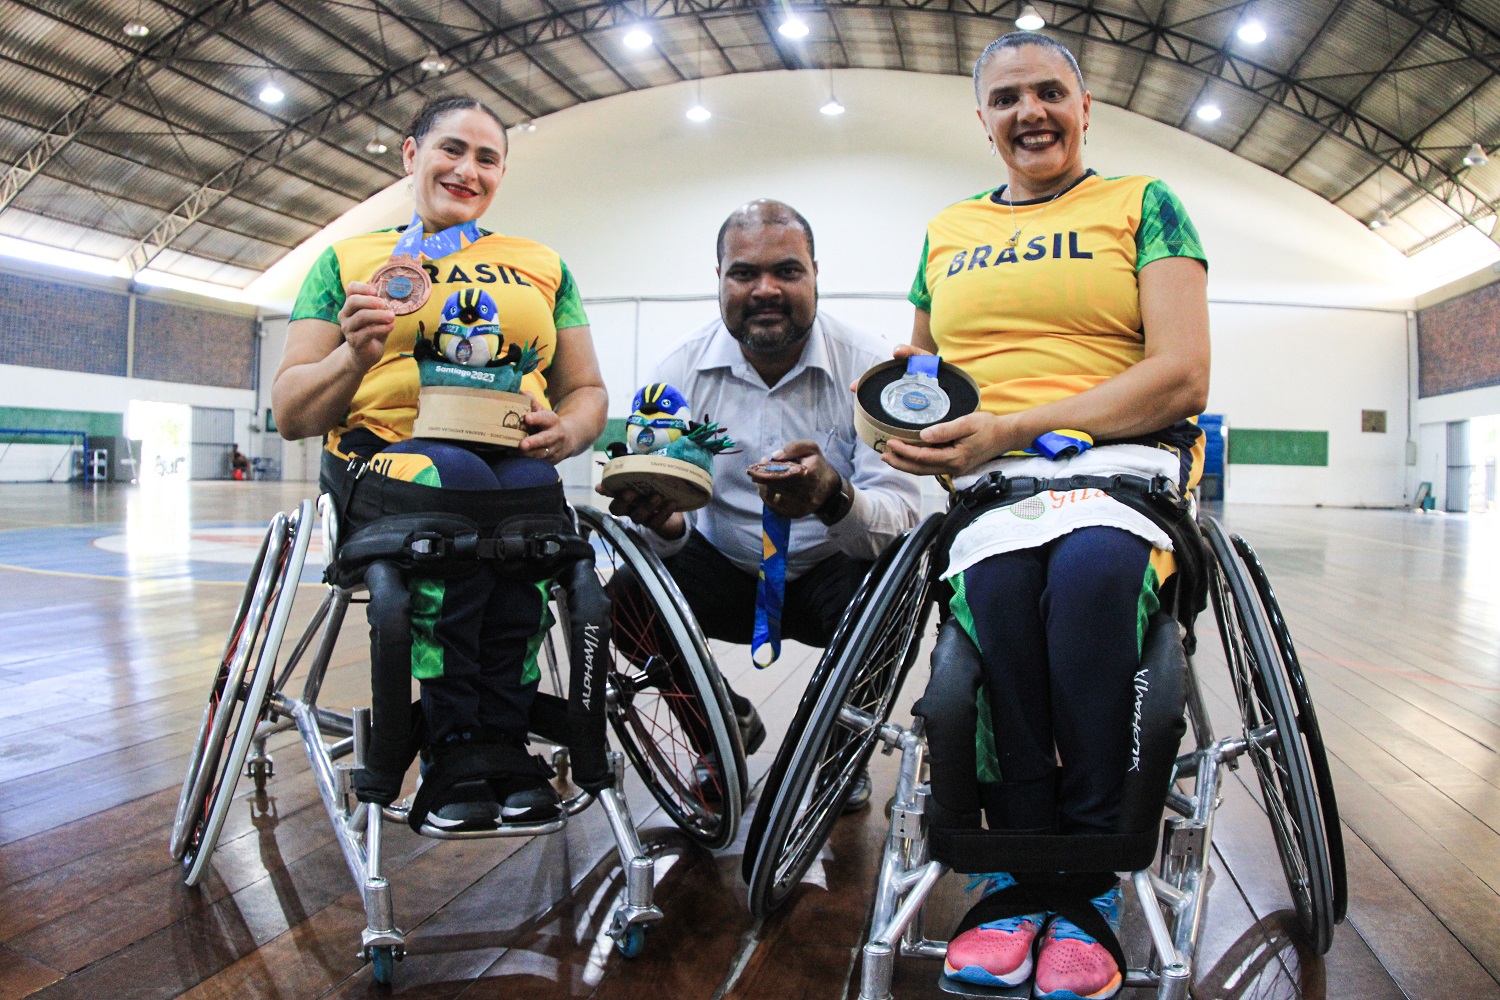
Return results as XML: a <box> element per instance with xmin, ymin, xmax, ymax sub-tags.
<box><xmin>616</xmin><ymin>924</ymin><xmax>646</xmax><ymax>958</ymax></box>
<box><xmin>371</xmin><ymin>945</ymin><xmax>396</xmax><ymax>984</ymax></box>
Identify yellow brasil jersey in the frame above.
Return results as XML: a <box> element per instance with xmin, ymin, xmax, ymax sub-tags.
<box><xmin>292</xmin><ymin>226</ymin><xmax>589</xmax><ymax>458</ymax></box>
<box><xmin>910</xmin><ymin>171</ymin><xmax>1207</xmax><ymax>481</ymax></box>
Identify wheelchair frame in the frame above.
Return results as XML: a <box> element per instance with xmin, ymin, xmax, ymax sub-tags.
<box><xmin>169</xmin><ymin>495</ymin><xmax>742</xmax><ymax>982</ymax></box>
<box><xmin>743</xmin><ymin>492</ymin><xmax>1345</xmax><ymax>1000</ymax></box>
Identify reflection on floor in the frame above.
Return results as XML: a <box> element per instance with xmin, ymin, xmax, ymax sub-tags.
<box><xmin>0</xmin><ymin>482</ymin><xmax>1497</xmax><ymax>999</ymax></box>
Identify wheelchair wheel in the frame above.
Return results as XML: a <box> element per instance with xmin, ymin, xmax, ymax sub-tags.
<box><xmin>1201</xmin><ymin>515</ymin><xmax>1336</xmax><ymax>954</ymax></box>
<box><xmin>743</xmin><ymin>513</ymin><xmax>943</xmax><ymax>918</ymax></box>
<box><xmin>171</xmin><ymin>501</ymin><xmax>314</xmax><ymax>886</ymax></box>
<box><xmin>576</xmin><ymin>506</ymin><xmax>744</xmax><ymax>850</ymax></box>
<box><xmin>1233</xmin><ymin>533</ymin><xmax>1348</xmax><ymax>924</ymax></box>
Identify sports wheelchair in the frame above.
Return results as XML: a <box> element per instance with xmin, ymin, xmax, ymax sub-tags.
<box><xmin>742</xmin><ymin>473</ymin><xmax>1347</xmax><ymax>999</ymax></box>
<box><xmin>169</xmin><ymin>490</ymin><xmax>744</xmax><ymax>984</ymax></box>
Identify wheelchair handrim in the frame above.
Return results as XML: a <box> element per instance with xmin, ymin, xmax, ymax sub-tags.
<box><xmin>748</xmin><ymin>514</ymin><xmax>942</xmax><ymax>915</ymax></box>
<box><xmin>184</xmin><ymin>501</ymin><xmax>314</xmax><ymax>885</ymax></box>
<box><xmin>170</xmin><ymin>513</ymin><xmax>284</xmax><ymax>862</ymax></box>
<box><xmin>578</xmin><ymin>506</ymin><xmax>743</xmax><ymax>850</ymax></box>
<box><xmin>1203</xmin><ymin>515</ymin><xmax>1335</xmax><ymax>953</ymax></box>
<box><xmin>1231</xmin><ymin>532</ymin><xmax>1348</xmax><ymax>924</ymax></box>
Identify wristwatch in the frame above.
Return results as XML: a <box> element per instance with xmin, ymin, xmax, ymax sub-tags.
<box><xmin>815</xmin><ymin>474</ymin><xmax>855</xmax><ymax>526</ymax></box>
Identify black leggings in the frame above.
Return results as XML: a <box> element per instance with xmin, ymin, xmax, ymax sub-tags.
<box><xmin>325</xmin><ymin>439</ymin><xmax>558</xmax><ymax>745</ymax></box>
<box><xmin>941</xmin><ymin>526</ymin><xmax>1157</xmax><ymax>835</ymax></box>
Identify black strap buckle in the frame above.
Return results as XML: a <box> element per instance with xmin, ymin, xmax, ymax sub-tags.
<box><xmin>407</xmin><ymin>530</ymin><xmax>449</xmax><ymax>561</ymax></box>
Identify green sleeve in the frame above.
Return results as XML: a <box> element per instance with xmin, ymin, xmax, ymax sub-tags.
<box><xmin>290</xmin><ymin>245</ymin><xmax>346</xmax><ymax>322</ymax></box>
<box><xmin>1136</xmin><ymin>180</ymin><xmax>1207</xmax><ymax>272</ymax></box>
<box><xmin>908</xmin><ymin>233</ymin><xmax>932</xmax><ymax>312</ymax></box>
<box><xmin>552</xmin><ymin>260</ymin><xmax>590</xmax><ymax>329</ymax></box>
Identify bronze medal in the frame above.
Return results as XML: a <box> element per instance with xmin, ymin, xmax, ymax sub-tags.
<box><xmin>371</xmin><ymin>254</ymin><xmax>431</xmax><ymax>315</ymax></box>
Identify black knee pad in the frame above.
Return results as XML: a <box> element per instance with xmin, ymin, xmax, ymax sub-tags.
<box><xmin>914</xmin><ymin>616</ymin><xmax>985</xmax><ymax>828</ymax></box>
<box><xmin>1117</xmin><ymin>610</ymin><xmax>1189</xmax><ymax>833</ymax></box>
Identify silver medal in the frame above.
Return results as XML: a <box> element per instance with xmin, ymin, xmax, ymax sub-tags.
<box><xmin>879</xmin><ymin>372</ymin><xmax>950</xmax><ymax>426</ymax></box>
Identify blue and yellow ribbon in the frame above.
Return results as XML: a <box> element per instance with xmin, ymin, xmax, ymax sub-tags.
<box><xmin>752</xmin><ymin>505</ymin><xmax>790</xmax><ymax>668</ymax></box>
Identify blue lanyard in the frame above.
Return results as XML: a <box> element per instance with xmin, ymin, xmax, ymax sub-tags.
<box><xmin>392</xmin><ymin>211</ymin><xmax>480</xmax><ymax>261</ymax></box>
<box><xmin>752</xmin><ymin>506</ymin><xmax>791</xmax><ymax>668</ymax></box>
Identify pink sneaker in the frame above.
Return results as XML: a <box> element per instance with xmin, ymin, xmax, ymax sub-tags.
<box><xmin>1033</xmin><ymin>887</ymin><xmax>1123</xmax><ymax>999</ymax></box>
<box><xmin>943</xmin><ymin>874</ymin><xmax>1045</xmax><ymax>988</ymax></box>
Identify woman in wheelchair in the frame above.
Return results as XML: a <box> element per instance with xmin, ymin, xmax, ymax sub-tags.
<box><xmin>272</xmin><ymin>96</ymin><xmax>607</xmax><ymax>831</ymax></box>
<box><xmin>886</xmin><ymin>32</ymin><xmax>1211</xmax><ymax>999</ymax></box>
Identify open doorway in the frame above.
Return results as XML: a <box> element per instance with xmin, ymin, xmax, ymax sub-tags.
<box><xmin>127</xmin><ymin>400</ymin><xmax>191</xmax><ymax>481</ymax></box>
<box><xmin>1472</xmin><ymin>415</ymin><xmax>1500</xmax><ymax>513</ymax></box>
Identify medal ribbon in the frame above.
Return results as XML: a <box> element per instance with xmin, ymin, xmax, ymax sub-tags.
<box><xmin>391</xmin><ymin>211</ymin><xmax>480</xmax><ymax>262</ymax></box>
<box><xmin>752</xmin><ymin>505</ymin><xmax>791</xmax><ymax>668</ymax></box>
<box><xmin>906</xmin><ymin>354</ymin><xmax>940</xmax><ymax>380</ymax></box>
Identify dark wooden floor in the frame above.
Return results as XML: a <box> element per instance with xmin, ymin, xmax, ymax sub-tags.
<box><xmin>1</xmin><ymin>482</ymin><xmax>1497</xmax><ymax>1000</ymax></box>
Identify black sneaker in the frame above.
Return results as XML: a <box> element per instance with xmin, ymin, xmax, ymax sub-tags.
<box><xmin>737</xmin><ymin>704</ymin><xmax>767</xmax><ymax>755</ymax></box>
<box><xmin>842</xmin><ymin>770</ymin><xmax>873</xmax><ymax>814</ymax></box>
<box><xmin>490</xmin><ymin>774</ymin><xmax>562</xmax><ymax>823</ymax></box>
<box><xmin>420</xmin><ymin>777</ymin><xmax>501</xmax><ymax>831</ymax></box>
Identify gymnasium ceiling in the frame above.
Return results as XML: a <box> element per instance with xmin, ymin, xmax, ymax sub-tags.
<box><xmin>1</xmin><ymin>0</ymin><xmax>1497</xmax><ymax>290</ymax></box>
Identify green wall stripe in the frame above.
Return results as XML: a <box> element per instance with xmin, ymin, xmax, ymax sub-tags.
<box><xmin>0</xmin><ymin>406</ymin><xmax>123</xmax><ymax>444</ymax></box>
<box><xmin>1228</xmin><ymin>429</ymin><xmax>1328</xmax><ymax>466</ymax></box>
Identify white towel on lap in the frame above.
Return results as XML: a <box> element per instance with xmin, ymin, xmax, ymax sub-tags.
<box><xmin>942</xmin><ymin>444</ymin><xmax>1177</xmax><ymax>581</ymax></box>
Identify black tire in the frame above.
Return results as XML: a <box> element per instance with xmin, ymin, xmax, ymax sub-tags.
<box><xmin>1201</xmin><ymin>515</ymin><xmax>1336</xmax><ymax>954</ymax></box>
<box><xmin>577</xmin><ymin>506</ymin><xmax>744</xmax><ymax>850</ymax></box>
<box><xmin>171</xmin><ymin>501</ymin><xmax>313</xmax><ymax>886</ymax></box>
<box><xmin>1232</xmin><ymin>533</ymin><xmax>1348</xmax><ymax>925</ymax></box>
<box><xmin>743</xmin><ymin>513</ymin><xmax>944</xmax><ymax>918</ymax></box>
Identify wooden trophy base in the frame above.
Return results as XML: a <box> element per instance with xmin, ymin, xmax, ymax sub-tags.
<box><xmin>601</xmin><ymin>453</ymin><xmax>713</xmax><ymax>511</ymax></box>
<box><xmin>413</xmin><ymin>386</ymin><xmax>530</xmax><ymax>448</ymax></box>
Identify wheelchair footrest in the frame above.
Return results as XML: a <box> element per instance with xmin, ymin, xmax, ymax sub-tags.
<box><xmin>937</xmin><ymin>973</ymin><xmax>1032</xmax><ymax>998</ymax></box>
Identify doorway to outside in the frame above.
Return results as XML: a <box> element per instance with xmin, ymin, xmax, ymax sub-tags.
<box><xmin>1471</xmin><ymin>415</ymin><xmax>1500</xmax><ymax>513</ymax></box>
<box><xmin>126</xmin><ymin>401</ymin><xmax>190</xmax><ymax>480</ymax></box>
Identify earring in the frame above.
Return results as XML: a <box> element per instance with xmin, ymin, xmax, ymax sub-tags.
<box><xmin>988</xmin><ymin>138</ymin><xmax>997</xmax><ymax>156</ymax></box>
<box><xmin>1083</xmin><ymin>125</ymin><xmax>1089</xmax><ymax>146</ymax></box>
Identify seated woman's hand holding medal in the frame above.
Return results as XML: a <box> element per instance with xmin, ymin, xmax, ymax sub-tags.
<box><xmin>880</xmin><ymin>409</ymin><xmax>1026</xmax><ymax>477</ymax></box>
<box><xmin>337</xmin><ymin>280</ymin><xmax>397</xmax><ymax>371</ymax></box>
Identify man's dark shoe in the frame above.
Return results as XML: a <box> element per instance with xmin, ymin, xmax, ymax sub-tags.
<box><xmin>738</xmin><ymin>704</ymin><xmax>767</xmax><ymax>755</ymax></box>
<box><xmin>842</xmin><ymin>769</ymin><xmax>873</xmax><ymax>814</ymax></box>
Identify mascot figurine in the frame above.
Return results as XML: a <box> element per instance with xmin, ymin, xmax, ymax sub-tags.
<box><xmin>601</xmin><ymin>382</ymin><xmax>734</xmax><ymax>511</ymax></box>
<box><xmin>409</xmin><ymin>289</ymin><xmax>540</xmax><ymax>448</ymax></box>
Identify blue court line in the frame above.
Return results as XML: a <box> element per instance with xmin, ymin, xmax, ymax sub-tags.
<box><xmin>0</xmin><ymin>522</ymin><xmax>326</xmax><ymax>584</ymax></box>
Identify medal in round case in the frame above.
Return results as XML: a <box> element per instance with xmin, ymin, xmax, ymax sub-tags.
<box><xmin>853</xmin><ymin>355</ymin><xmax>980</xmax><ymax>452</ymax></box>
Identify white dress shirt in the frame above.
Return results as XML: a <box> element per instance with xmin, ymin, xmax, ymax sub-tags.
<box><xmin>645</xmin><ymin>312</ymin><xmax>922</xmax><ymax>580</ymax></box>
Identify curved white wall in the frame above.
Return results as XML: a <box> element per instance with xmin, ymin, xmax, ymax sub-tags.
<box><xmin>253</xmin><ymin>69</ymin><xmax>1414</xmax><ymax>308</ymax></box>
<box><xmin>249</xmin><ymin>69</ymin><xmax>1419</xmax><ymax>506</ymax></box>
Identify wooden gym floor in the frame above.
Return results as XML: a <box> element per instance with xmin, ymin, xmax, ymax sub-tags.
<box><xmin>0</xmin><ymin>481</ymin><xmax>1497</xmax><ymax>999</ymax></box>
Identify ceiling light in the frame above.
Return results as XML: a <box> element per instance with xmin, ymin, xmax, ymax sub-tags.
<box><xmin>779</xmin><ymin>15</ymin><xmax>810</xmax><ymax>39</ymax></box>
<box><xmin>1236</xmin><ymin>20</ymin><xmax>1267</xmax><ymax>44</ymax></box>
<box><xmin>365</xmin><ymin>137</ymin><xmax>387</xmax><ymax>154</ymax></box>
<box><xmin>419</xmin><ymin>52</ymin><xmax>449</xmax><ymax>74</ymax></box>
<box><xmin>1015</xmin><ymin>4</ymin><xmax>1045</xmax><ymax>31</ymax></box>
<box><xmin>258</xmin><ymin>82</ymin><xmax>284</xmax><ymax>104</ymax></box>
<box><xmin>686</xmin><ymin>103</ymin><xmax>712</xmax><ymax>123</ymax></box>
<box><xmin>123</xmin><ymin>21</ymin><xmax>150</xmax><ymax>37</ymax></box>
<box><xmin>1368</xmin><ymin>209</ymin><xmax>1392</xmax><ymax>230</ymax></box>
<box><xmin>821</xmin><ymin>97</ymin><xmax>845</xmax><ymax>116</ymax></box>
<box><xmin>517</xmin><ymin>120</ymin><xmax>537</xmax><ymax>133</ymax></box>
<box><xmin>1196</xmin><ymin>103</ymin><xmax>1222</xmax><ymax>121</ymax></box>
<box><xmin>624</xmin><ymin>26</ymin><xmax>653</xmax><ymax>49</ymax></box>
<box><xmin>1463</xmin><ymin>142</ymin><xmax>1489</xmax><ymax>168</ymax></box>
